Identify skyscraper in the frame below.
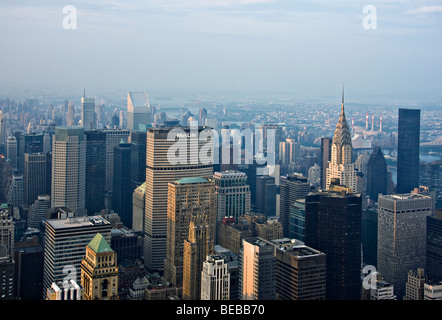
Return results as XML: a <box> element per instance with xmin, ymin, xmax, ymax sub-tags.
<box><xmin>305</xmin><ymin>182</ymin><xmax>362</xmax><ymax>300</ymax></box>
<box><xmin>43</xmin><ymin>214</ymin><xmax>111</xmax><ymax>299</ymax></box>
<box><xmin>104</xmin><ymin>129</ymin><xmax>131</xmax><ymax>194</ymax></box>
<box><xmin>377</xmin><ymin>193</ymin><xmax>432</xmax><ymax>299</ymax></box>
<box><xmin>164</xmin><ymin>177</ymin><xmax>216</xmax><ymax>288</ymax></box>
<box><xmin>24</xmin><ymin>153</ymin><xmax>50</xmax><ymax>206</ymax></box>
<box><xmin>280</xmin><ymin>173</ymin><xmax>311</xmax><ymax>238</ymax></box>
<box><xmin>325</xmin><ymin>88</ymin><xmax>358</xmax><ymax>192</ymax></box>
<box><xmin>17</xmin><ymin>133</ymin><xmax>44</xmax><ymax>174</ymax></box>
<box><xmin>397</xmin><ymin>108</ymin><xmax>421</xmax><ymax>193</ymax></box>
<box><xmin>51</xmin><ymin>127</ymin><xmax>86</xmax><ymax>216</ymax></box>
<box><xmin>7</xmin><ymin>172</ymin><xmax>24</xmax><ymax>208</ymax></box>
<box><xmin>67</xmin><ymin>101</ymin><xmax>74</xmax><ymax>126</ymax></box>
<box><xmin>272</xmin><ymin>238</ymin><xmax>326</xmax><ymax>300</ymax></box>
<box><xmin>28</xmin><ymin>195</ymin><xmax>51</xmax><ymax>229</ymax></box>
<box><xmin>182</xmin><ymin>214</ymin><xmax>214</xmax><ymax>300</ymax></box>
<box><xmin>132</xmin><ymin>182</ymin><xmax>145</xmax><ymax>234</ymax></box>
<box><xmin>0</xmin><ymin>206</ymin><xmax>15</xmax><ymax>300</ymax></box>
<box><xmin>366</xmin><ymin>146</ymin><xmax>388</xmax><ymax>202</ymax></box>
<box><xmin>239</xmin><ymin>237</ymin><xmax>276</xmax><ymax>300</ymax></box>
<box><xmin>255</xmin><ymin>175</ymin><xmax>276</xmax><ymax>217</ymax></box>
<box><xmin>6</xmin><ymin>136</ymin><xmax>17</xmax><ymax>170</ymax></box>
<box><xmin>85</xmin><ymin>130</ymin><xmax>106</xmax><ymax>215</ymax></box>
<box><xmin>427</xmin><ymin>210</ymin><xmax>442</xmax><ymax>282</ymax></box>
<box><xmin>112</xmin><ymin>140</ymin><xmax>132</xmax><ymax>228</ymax></box>
<box><xmin>320</xmin><ymin>137</ymin><xmax>332</xmax><ymax>190</ymax></box>
<box><xmin>214</xmin><ymin>170</ymin><xmax>251</xmax><ymax>223</ymax></box>
<box><xmin>81</xmin><ymin>233</ymin><xmax>119</xmax><ymax>300</ymax></box>
<box><xmin>127</xmin><ymin>91</ymin><xmax>152</xmax><ymax>132</ymax></box>
<box><xmin>144</xmin><ymin>126</ymin><xmax>213</xmax><ymax>272</ymax></box>
<box><xmin>81</xmin><ymin>97</ymin><xmax>96</xmax><ymax>130</ymax></box>
<box><xmin>201</xmin><ymin>254</ymin><xmax>230</xmax><ymax>300</ymax></box>
<box><xmin>130</xmin><ymin>131</ymin><xmax>147</xmax><ymax>191</ymax></box>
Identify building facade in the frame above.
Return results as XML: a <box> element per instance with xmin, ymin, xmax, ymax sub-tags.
<box><xmin>143</xmin><ymin>126</ymin><xmax>213</xmax><ymax>272</ymax></box>
<box><xmin>51</xmin><ymin>127</ymin><xmax>86</xmax><ymax>216</ymax></box>
<box><xmin>377</xmin><ymin>193</ymin><xmax>432</xmax><ymax>299</ymax></box>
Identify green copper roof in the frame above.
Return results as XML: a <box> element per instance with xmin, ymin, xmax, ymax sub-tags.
<box><xmin>175</xmin><ymin>177</ymin><xmax>208</xmax><ymax>184</ymax></box>
<box><xmin>87</xmin><ymin>233</ymin><xmax>113</xmax><ymax>253</ymax></box>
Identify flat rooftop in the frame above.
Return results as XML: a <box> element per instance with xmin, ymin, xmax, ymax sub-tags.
<box><xmin>46</xmin><ymin>215</ymin><xmax>110</xmax><ymax>229</ymax></box>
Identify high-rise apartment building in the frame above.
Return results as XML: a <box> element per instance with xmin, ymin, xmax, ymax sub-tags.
<box><xmin>240</xmin><ymin>237</ymin><xmax>276</xmax><ymax>300</ymax></box>
<box><xmin>81</xmin><ymin>233</ymin><xmax>119</xmax><ymax>300</ymax></box>
<box><xmin>144</xmin><ymin>126</ymin><xmax>213</xmax><ymax>273</ymax></box>
<box><xmin>201</xmin><ymin>254</ymin><xmax>230</xmax><ymax>300</ymax></box>
<box><xmin>43</xmin><ymin>214</ymin><xmax>111</xmax><ymax>299</ymax></box>
<box><xmin>214</xmin><ymin>170</ymin><xmax>251</xmax><ymax>223</ymax></box>
<box><xmin>127</xmin><ymin>92</ymin><xmax>152</xmax><ymax>132</ymax></box>
<box><xmin>81</xmin><ymin>97</ymin><xmax>96</xmax><ymax>130</ymax></box>
<box><xmin>305</xmin><ymin>182</ymin><xmax>362</xmax><ymax>300</ymax></box>
<box><xmin>325</xmin><ymin>88</ymin><xmax>358</xmax><ymax>192</ymax></box>
<box><xmin>280</xmin><ymin>173</ymin><xmax>311</xmax><ymax>237</ymax></box>
<box><xmin>366</xmin><ymin>146</ymin><xmax>388</xmax><ymax>202</ymax></box>
<box><xmin>164</xmin><ymin>177</ymin><xmax>216</xmax><ymax>288</ymax></box>
<box><xmin>51</xmin><ymin>127</ymin><xmax>86</xmax><ymax>216</ymax></box>
<box><xmin>377</xmin><ymin>193</ymin><xmax>432</xmax><ymax>299</ymax></box>
<box><xmin>182</xmin><ymin>214</ymin><xmax>214</xmax><ymax>300</ymax></box>
<box><xmin>272</xmin><ymin>238</ymin><xmax>326</xmax><ymax>300</ymax></box>
<box><xmin>397</xmin><ymin>108</ymin><xmax>420</xmax><ymax>194</ymax></box>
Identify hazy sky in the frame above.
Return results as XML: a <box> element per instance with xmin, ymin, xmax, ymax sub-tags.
<box><xmin>0</xmin><ymin>0</ymin><xmax>441</xmax><ymax>101</ymax></box>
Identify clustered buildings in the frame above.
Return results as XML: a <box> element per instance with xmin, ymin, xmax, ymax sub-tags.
<box><xmin>0</xmin><ymin>89</ymin><xmax>441</xmax><ymax>301</ymax></box>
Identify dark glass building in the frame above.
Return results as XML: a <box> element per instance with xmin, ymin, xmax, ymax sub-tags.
<box><xmin>255</xmin><ymin>175</ymin><xmax>276</xmax><ymax>217</ymax></box>
<box><xmin>130</xmin><ymin>131</ymin><xmax>146</xmax><ymax>191</ymax></box>
<box><xmin>280</xmin><ymin>173</ymin><xmax>311</xmax><ymax>237</ymax></box>
<box><xmin>85</xmin><ymin>130</ymin><xmax>106</xmax><ymax>215</ymax></box>
<box><xmin>16</xmin><ymin>133</ymin><xmax>44</xmax><ymax>174</ymax></box>
<box><xmin>397</xmin><ymin>108</ymin><xmax>420</xmax><ymax>193</ymax></box>
<box><xmin>305</xmin><ymin>183</ymin><xmax>362</xmax><ymax>300</ymax></box>
<box><xmin>361</xmin><ymin>205</ymin><xmax>378</xmax><ymax>267</ymax></box>
<box><xmin>112</xmin><ymin>141</ymin><xmax>132</xmax><ymax>228</ymax></box>
<box><xmin>427</xmin><ymin>211</ymin><xmax>442</xmax><ymax>282</ymax></box>
<box><xmin>366</xmin><ymin>146</ymin><xmax>388</xmax><ymax>202</ymax></box>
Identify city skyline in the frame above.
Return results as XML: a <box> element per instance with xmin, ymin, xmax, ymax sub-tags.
<box><xmin>0</xmin><ymin>1</ymin><xmax>441</xmax><ymax>102</ymax></box>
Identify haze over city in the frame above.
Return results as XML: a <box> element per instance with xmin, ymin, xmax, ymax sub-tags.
<box><xmin>1</xmin><ymin>0</ymin><xmax>441</xmax><ymax>103</ymax></box>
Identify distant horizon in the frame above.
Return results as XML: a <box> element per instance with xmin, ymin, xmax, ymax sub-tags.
<box><xmin>1</xmin><ymin>1</ymin><xmax>441</xmax><ymax>105</ymax></box>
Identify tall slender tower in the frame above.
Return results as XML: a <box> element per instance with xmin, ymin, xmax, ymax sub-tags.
<box><xmin>51</xmin><ymin>127</ymin><xmax>86</xmax><ymax>216</ymax></box>
<box><xmin>397</xmin><ymin>108</ymin><xmax>420</xmax><ymax>194</ymax></box>
<box><xmin>81</xmin><ymin>97</ymin><xmax>96</xmax><ymax>130</ymax></box>
<box><xmin>326</xmin><ymin>87</ymin><xmax>358</xmax><ymax>192</ymax></box>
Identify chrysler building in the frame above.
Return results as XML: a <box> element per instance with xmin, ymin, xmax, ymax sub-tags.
<box><xmin>326</xmin><ymin>87</ymin><xmax>358</xmax><ymax>192</ymax></box>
